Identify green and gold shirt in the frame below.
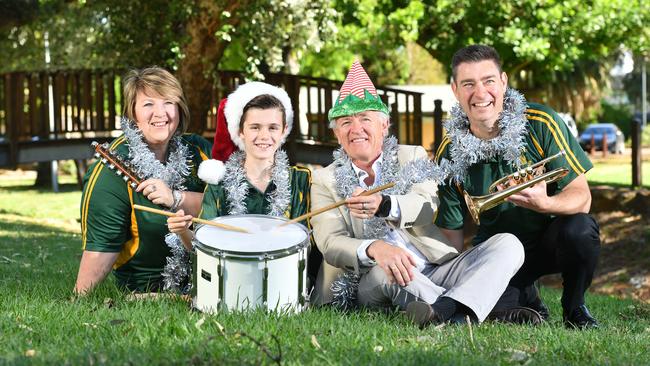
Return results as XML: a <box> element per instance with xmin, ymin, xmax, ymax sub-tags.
<box><xmin>199</xmin><ymin>166</ymin><xmax>311</xmax><ymax>224</ymax></box>
<box><xmin>434</xmin><ymin>103</ymin><xmax>593</xmax><ymax>247</ymax></box>
<box><xmin>80</xmin><ymin>133</ymin><xmax>211</xmax><ymax>291</ymax></box>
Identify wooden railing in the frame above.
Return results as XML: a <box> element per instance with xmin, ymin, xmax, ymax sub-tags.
<box><xmin>1</xmin><ymin>69</ymin><xmax>429</xmax><ymax>167</ymax></box>
<box><xmin>208</xmin><ymin>71</ymin><xmax>424</xmax><ymax>147</ymax></box>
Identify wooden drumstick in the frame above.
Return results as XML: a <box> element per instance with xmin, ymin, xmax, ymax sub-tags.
<box><xmin>133</xmin><ymin>204</ymin><xmax>250</xmax><ymax>233</ymax></box>
<box><xmin>278</xmin><ymin>182</ymin><xmax>396</xmax><ymax>227</ymax></box>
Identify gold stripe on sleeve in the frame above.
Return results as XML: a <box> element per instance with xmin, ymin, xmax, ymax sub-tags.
<box><xmin>113</xmin><ymin>185</ymin><xmax>139</xmax><ymax>269</ymax></box>
<box><xmin>81</xmin><ymin>163</ymin><xmax>104</xmax><ymax>249</ymax></box>
<box><xmin>527</xmin><ymin>109</ymin><xmax>585</xmax><ymax>173</ymax></box>
<box><xmin>527</xmin><ymin>114</ymin><xmax>584</xmax><ymax>175</ymax></box>
<box><xmin>434</xmin><ymin>137</ymin><xmax>451</xmax><ymax>162</ymax></box>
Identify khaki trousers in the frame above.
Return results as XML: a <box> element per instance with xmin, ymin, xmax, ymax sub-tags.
<box><xmin>357</xmin><ymin>233</ymin><xmax>524</xmax><ymax>322</ymax></box>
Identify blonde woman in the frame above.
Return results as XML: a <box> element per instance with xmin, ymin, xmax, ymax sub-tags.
<box><xmin>75</xmin><ymin>67</ymin><xmax>211</xmax><ymax>294</ymax></box>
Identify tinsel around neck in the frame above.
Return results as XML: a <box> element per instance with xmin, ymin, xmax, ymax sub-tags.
<box><xmin>332</xmin><ymin>135</ymin><xmax>447</xmax><ymax>239</ymax></box>
<box><xmin>221</xmin><ymin>149</ymin><xmax>291</xmax><ymax>217</ymax></box>
<box><xmin>121</xmin><ymin>117</ymin><xmax>190</xmax><ymax>190</ymax></box>
<box><xmin>329</xmin><ymin>135</ymin><xmax>448</xmax><ymax>310</ymax></box>
<box><xmin>443</xmin><ymin>88</ymin><xmax>528</xmax><ymax>183</ymax></box>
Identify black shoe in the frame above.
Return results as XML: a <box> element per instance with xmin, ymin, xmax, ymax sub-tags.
<box><xmin>527</xmin><ymin>297</ymin><xmax>550</xmax><ymax>321</ymax></box>
<box><xmin>406</xmin><ymin>301</ymin><xmax>440</xmax><ymax>328</ymax></box>
<box><xmin>447</xmin><ymin>312</ymin><xmax>478</xmax><ymax>326</ymax></box>
<box><xmin>487</xmin><ymin>306</ymin><xmax>544</xmax><ymax>325</ymax></box>
<box><xmin>563</xmin><ymin>305</ymin><xmax>599</xmax><ymax>329</ymax></box>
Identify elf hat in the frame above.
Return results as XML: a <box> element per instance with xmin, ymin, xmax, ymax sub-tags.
<box><xmin>327</xmin><ymin>61</ymin><xmax>389</xmax><ymax>122</ymax></box>
<box><xmin>199</xmin><ymin>82</ymin><xmax>293</xmax><ymax>185</ymax></box>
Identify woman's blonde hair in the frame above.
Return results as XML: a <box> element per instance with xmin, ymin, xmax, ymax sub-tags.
<box><xmin>122</xmin><ymin>67</ymin><xmax>190</xmax><ymax>134</ymax></box>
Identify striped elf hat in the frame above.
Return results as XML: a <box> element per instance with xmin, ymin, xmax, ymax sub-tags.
<box><xmin>328</xmin><ymin>61</ymin><xmax>389</xmax><ymax>121</ymax></box>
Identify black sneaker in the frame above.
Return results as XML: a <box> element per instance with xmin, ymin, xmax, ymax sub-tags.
<box><xmin>406</xmin><ymin>301</ymin><xmax>440</xmax><ymax>328</ymax></box>
<box><xmin>487</xmin><ymin>306</ymin><xmax>544</xmax><ymax>325</ymax></box>
<box><xmin>527</xmin><ymin>297</ymin><xmax>550</xmax><ymax>321</ymax></box>
<box><xmin>563</xmin><ymin>305</ymin><xmax>599</xmax><ymax>330</ymax></box>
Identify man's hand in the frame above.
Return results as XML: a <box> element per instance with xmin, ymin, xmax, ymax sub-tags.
<box><xmin>366</xmin><ymin>240</ymin><xmax>417</xmax><ymax>286</ymax></box>
<box><xmin>504</xmin><ymin>179</ymin><xmax>551</xmax><ymax>213</ymax></box>
<box><xmin>346</xmin><ymin>187</ymin><xmax>383</xmax><ymax>219</ymax></box>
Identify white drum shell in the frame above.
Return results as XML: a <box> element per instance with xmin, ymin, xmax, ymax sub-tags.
<box><xmin>194</xmin><ymin>215</ymin><xmax>308</xmax><ymax>313</ymax></box>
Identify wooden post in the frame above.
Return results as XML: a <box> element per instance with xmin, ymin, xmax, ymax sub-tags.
<box><xmin>602</xmin><ymin>133</ymin><xmax>608</xmax><ymax>158</ymax></box>
<box><xmin>590</xmin><ymin>133</ymin><xmax>595</xmax><ymax>155</ymax></box>
<box><xmin>433</xmin><ymin>99</ymin><xmax>443</xmax><ymax>156</ymax></box>
<box><xmin>413</xmin><ymin>94</ymin><xmax>423</xmax><ymax>147</ymax></box>
<box><xmin>631</xmin><ymin>119</ymin><xmax>642</xmax><ymax>188</ymax></box>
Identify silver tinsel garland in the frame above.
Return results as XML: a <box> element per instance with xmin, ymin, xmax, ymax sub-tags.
<box><xmin>162</xmin><ymin>233</ymin><xmax>192</xmax><ymax>294</ymax></box>
<box><xmin>330</xmin><ymin>136</ymin><xmax>449</xmax><ymax>309</ymax></box>
<box><xmin>443</xmin><ymin>88</ymin><xmax>528</xmax><ymax>183</ymax></box>
<box><xmin>222</xmin><ymin>149</ymin><xmax>292</xmax><ymax>216</ymax></box>
<box><xmin>121</xmin><ymin>117</ymin><xmax>191</xmax><ymax>190</ymax></box>
<box><xmin>121</xmin><ymin>118</ymin><xmax>194</xmax><ymax>293</ymax></box>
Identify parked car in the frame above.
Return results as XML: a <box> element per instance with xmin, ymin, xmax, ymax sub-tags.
<box><xmin>557</xmin><ymin>113</ymin><xmax>579</xmax><ymax>138</ymax></box>
<box><xmin>578</xmin><ymin>123</ymin><xmax>625</xmax><ymax>154</ymax></box>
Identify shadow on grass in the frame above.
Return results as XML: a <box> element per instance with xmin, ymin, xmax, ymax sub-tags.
<box><xmin>589</xmin><ymin>181</ymin><xmax>646</xmax><ymax>189</ymax></box>
<box><xmin>0</xmin><ymin>182</ymin><xmax>81</xmax><ymax>193</ymax></box>
<box><xmin>0</xmin><ymin>214</ymin><xmax>78</xmax><ymax>234</ymax></box>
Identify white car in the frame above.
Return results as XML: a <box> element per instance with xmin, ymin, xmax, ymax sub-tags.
<box><xmin>557</xmin><ymin>113</ymin><xmax>579</xmax><ymax>138</ymax></box>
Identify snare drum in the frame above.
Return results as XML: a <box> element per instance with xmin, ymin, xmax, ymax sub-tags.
<box><xmin>194</xmin><ymin>215</ymin><xmax>309</xmax><ymax>313</ymax></box>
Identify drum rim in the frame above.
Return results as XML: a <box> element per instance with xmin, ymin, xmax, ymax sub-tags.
<box><xmin>194</xmin><ymin>214</ymin><xmax>309</xmax><ymax>259</ymax></box>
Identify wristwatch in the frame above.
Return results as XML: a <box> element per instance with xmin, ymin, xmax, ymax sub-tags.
<box><xmin>170</xmin><ymin>190</ymin><xmax>183</xmax><ymax>211</ymax></box>
<box><xmin>375</xmin><ymin>194</ymin><xmax>392</xmax><ymax>218</ymax></box>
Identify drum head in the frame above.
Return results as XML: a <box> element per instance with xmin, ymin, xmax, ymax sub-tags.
<box><xmin>195</xmin><ymin>215</ymin><xmax>308</xmax><ymax>256</ymax></box>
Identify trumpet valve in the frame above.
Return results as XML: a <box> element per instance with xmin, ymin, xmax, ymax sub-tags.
<box><xmin>525</xmin><ymin>167</ymin><xmax>535</xmax><ymax>179</ymax></box>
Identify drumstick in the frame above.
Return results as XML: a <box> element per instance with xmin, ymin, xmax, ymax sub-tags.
<box><xmin>278</xmin><ymin>182</ymin><xmax>396</xmax><ymax>227</ymax></box>
<box><xmin>133</xmin><ymin>204</ymin><xmax>250</xmax><ymax>233</ymax></box>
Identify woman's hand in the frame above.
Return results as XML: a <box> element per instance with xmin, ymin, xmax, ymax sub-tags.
<box><xmin>136</xmin><ymin>178</ymin><xmax>174</xmax><ymax>207</ymax></box>
<box><xmin>167</xmin><ymin>209</ymin><xmax>193</xmax><ymax>234</ymax></box>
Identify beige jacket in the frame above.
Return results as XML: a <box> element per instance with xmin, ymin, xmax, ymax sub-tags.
<box><xmin>310</xmin><ymin>145</ymin><xmax>458</xmax><ymax>305</ymax></box>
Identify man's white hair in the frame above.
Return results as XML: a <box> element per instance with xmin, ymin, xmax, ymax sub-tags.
<box><xmin>329</xmin><ymin>111</ymin><xmax>390</xmax><ymax>129</ymax></box>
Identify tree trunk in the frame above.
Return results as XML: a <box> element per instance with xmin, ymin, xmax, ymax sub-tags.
<box><xmin>176</xmin><ymin>0</ymin><xmax>251</xmax><ymax>134</ymax></box>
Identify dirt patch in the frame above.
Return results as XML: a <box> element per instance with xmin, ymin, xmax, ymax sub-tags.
<box><xmin>541</xmin><ymin>189</ymin><xmax>650</xmax><ymax>304</ymax></box>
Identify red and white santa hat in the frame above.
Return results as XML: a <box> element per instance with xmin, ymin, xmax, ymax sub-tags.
<box><xmin>198</xmin><ymin>82</ymin><xmax>293</xmax><ymax>185</ymax></box>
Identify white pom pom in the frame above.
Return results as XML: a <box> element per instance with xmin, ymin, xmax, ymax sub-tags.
<box><xmin>198</xmin><ymin>159</ymin><xmax>226</xmax><ymax>185</ymax></box>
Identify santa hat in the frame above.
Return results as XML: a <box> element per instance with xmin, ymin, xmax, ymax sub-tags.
<box><xmin>198</xmin><ymin>82</ymin><xmax>293</xmax><ymax>185</ymax></box>
<box><xmin>328</xmin><ymin>61</ymin><xmax>389</xmax><ymax>121</ymax></box>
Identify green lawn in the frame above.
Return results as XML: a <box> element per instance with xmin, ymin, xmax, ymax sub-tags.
<box><xmin>1</xmin><ymin>178</ymin><xmax>649</xmax><ymax>365</ymax></box>
<box><xmin>587</xmin><ymin>159</ymin><xmax>650</xmax><ymax>188</ymax></box>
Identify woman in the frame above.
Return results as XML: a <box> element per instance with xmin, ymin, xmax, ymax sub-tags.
<box><xmin>74</xmin><ymin>67</ymin><xmax>211</xmax><ymax>294</ymax></box>
<box><xmin>167</xmin><ymin>82</ymin><xmax>313</xmax><ymax>257</ymax></box>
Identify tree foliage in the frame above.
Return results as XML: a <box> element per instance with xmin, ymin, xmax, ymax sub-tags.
<box><xmin>0</xmin><ymin>0</ymin><xmax>335</xmax><ymax>132</ymax></box>
<box><xmin>2</xmin><ymin>0</ymin><xmax>649</xmax><ymax>127</ymax></box>
<box><xmin>414</xmin><ymin>0</ymin><xmax>650</xmax><ymax>120</ymax></box>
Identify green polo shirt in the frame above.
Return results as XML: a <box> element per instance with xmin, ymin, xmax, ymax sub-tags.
<box><xmin>434</xmin><ymin>103</ymin><xmax>593</xmax><ymax>247</ymax></box>
<box><xmin>81</xmin><ymin>133</ymin><xmax>211</xmax><ymax>291</ymax></box>
<box><xmin>199</xmin><ymin>166</ymin><xmax>311</xmax><ymax>225</ymax></box>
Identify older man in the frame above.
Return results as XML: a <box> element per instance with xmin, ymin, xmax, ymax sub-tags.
<box><xmin>310</xmin><ymin>62</ymin><xmax>530</xmax><ymax>326</ymax></box>
<box><xmin>434</xmin><ymin>45</ymin><xmax>601</xmax><ymax>329</ymax></box>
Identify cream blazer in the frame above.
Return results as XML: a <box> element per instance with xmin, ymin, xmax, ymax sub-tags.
<box><xmin>310</xmin><ymin>145</ymin><xmax>458</xmax><ymax>305</ymax></box>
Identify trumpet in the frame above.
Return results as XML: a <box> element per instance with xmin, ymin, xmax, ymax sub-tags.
<box><xmin>463</xmin><ymin>151</ymin><xmax>569</xmax><ymax>224</ymax></box>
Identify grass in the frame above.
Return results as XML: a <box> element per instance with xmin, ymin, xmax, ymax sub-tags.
<box><xmin>1</xmin><ymin>177</ymin><xmax>650</xmax><ymax>365</ymax></box>
<box><xmin>586</xmin><ymin>154</ymin><xmax>650</xmax><ymax>189</ymax></box>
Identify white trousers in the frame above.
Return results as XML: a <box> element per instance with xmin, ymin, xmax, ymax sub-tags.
<box><xmin>357</xmin><ymin>233</ymin><xmax>524</xmax><ymax>322</ymax></box>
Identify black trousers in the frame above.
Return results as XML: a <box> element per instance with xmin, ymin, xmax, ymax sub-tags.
<box><xmin>495</xmin><ymin>213</ymin><xmax>601</xmax><ymax>313</ymax></box>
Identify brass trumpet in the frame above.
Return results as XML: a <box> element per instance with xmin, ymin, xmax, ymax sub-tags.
<box><xmin>463</xmin><ymin>151</ymin><xmax>569</xmax><ymax>224</ymax></box>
